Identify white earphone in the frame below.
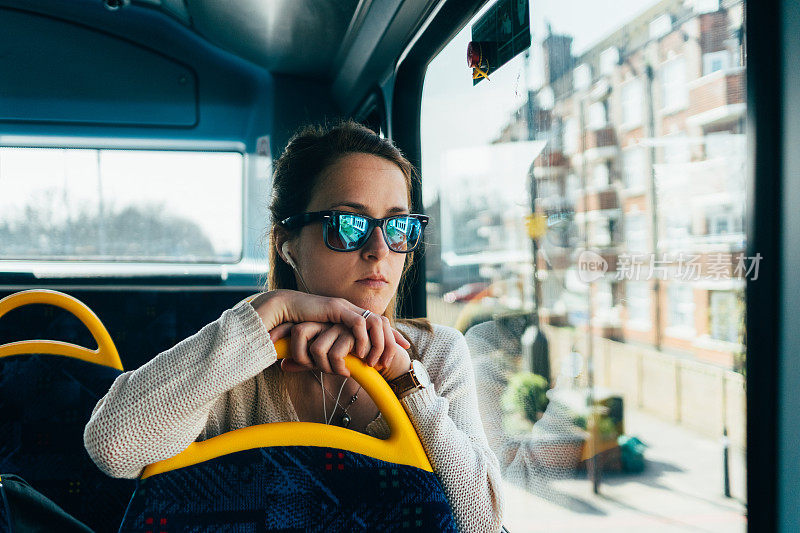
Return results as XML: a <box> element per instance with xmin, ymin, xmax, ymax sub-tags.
<box><xmin>281</xmin><ymin>242</ymin><xmax>297</xmax><ymax>270</ymax></box>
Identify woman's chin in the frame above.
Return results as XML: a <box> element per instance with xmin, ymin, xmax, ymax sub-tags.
<box><xmin>345</xmin><ymin>290</ymin><xmax>391</xmax><ymax>314</ymax></box>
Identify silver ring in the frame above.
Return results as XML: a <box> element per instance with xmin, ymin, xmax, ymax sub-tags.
<box><xmin>361</xmin><ymin>309</ymin><xmax>372</xmax><ymax>319</ymax></box>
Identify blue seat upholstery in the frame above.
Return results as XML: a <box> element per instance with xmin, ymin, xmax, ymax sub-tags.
<box><xmin>0</xmin><ymin>353</ymin><xmax>136</xmax><ymax>532</ymax></box>
<box><xmin>120</xmin><ymin>444</ymin><xmax>457</xmax><ymax>532</ymax></box>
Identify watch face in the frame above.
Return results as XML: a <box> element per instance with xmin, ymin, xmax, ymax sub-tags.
<box><xmin>411</xmin><ymin>359</ymin><xmax>430</xmax><ymax>384</ymax></box>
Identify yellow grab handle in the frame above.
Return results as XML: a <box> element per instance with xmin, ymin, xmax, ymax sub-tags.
<box><xmin>142</xmin><ymin>336</ymin><xmax>432</xmax><ymax>478</ymax></box>
<box><xmin>0</xmin><ymin>289</ymin><xmax>123</xmax><ymax>371</ymax></box>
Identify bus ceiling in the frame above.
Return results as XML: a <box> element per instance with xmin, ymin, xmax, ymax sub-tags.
<box><xmin>0</xmin><ymin>0</ymin><xmax>449</xmax><ymax>154</ymax></box>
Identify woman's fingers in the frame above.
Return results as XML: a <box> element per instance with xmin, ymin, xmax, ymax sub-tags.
<box><xmin>393</xmin><ymin>328</ymin><xmax>411</xmax><ymax>349</ymax></box>
<box><xmin>269</xmin><ymin>322</ymin><xmax>294</xmax><ymax>342</ymax></box>
<box><xmin>377</xmin><ymin>316</ymin><xmax>397</xmax><ymax>371</ymax></box>
<box><xmin>276</xmin><ymin>293</ymin><xmax>370</xmax><ymax>359</ymax></box>
<box><xmin>289</xmin><ymin>322</ymin><xmax>325</xmax><ymax>371</ymax></box>
<box><xmin>326</xmin><ymin>327</ymin><xmax>353</xmax><ymax>377</ymax></box>
<box><xmin>307</xmin><ymin>324</ymin><xmax>344</xmax><ymax>376</ymax></box>
<box><xmin>364</xmin><ymin>313</ymin><xmax>385</xmax><ymax>366</ymax></box>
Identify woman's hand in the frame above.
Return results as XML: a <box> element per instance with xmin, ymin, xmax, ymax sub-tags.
<box><xmin>269</xmin><ymin>320</ymin><xmax>409</xmax><ymax>378</ymax></box>
<box><xmin>252</xmin><ymin>290</ymin><xmax>382</xmax><ymax>362</ymax></box>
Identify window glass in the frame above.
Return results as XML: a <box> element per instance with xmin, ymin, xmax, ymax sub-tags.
<box><xmin>703</xmin><ymin>50</ymin><xmax>731</xmax><ymax>75</ymax></box>
<box><xmin>0</xmin><ymin>147</ymin><xmax>243</xmax><ymax>262</ymax></box>
<box><xmin>421</xmin><ymin>0</ymin><xmax>747</xmax><ymax>529</ymax></box>
<box><xmin>620</xmin><ymin>78</ymin><xmax>643</xmax><ymax>126</ymax></box>
<box><xmin>661</xmin><ymin>57</ymin><xmax>687</xmax><ymax>111</ymax></box>
<box><xmin>622</xmin><ymin>147</ymin><xmax>647</xmax><ymax>189</ymax></box>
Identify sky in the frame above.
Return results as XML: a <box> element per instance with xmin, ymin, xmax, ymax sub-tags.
<box><xmin>420</xmin><ymin>0</ymin><xmax>665</xmax><ymax>206</ymax></box>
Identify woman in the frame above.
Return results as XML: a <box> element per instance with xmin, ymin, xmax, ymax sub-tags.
<box><xmin>84</xmin><ymin>120</ymin><xmax>505</xmax><ymax>532</ymax></box>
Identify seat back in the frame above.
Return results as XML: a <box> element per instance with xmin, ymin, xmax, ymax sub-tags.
<box><xmin>120</xmin><ymin>338</ymin><xmax>458</xmax><ymax>532</ymax></box>
<box><xmin>0</xmin><ymin>290</ymin><xmax>136</xmax><ymax>533</ymax></box>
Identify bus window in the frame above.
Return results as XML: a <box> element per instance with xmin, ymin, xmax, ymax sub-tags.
<box><xmin>0</xmin><ymin>147</ymin><xmax>244</xmax><ymax>263</ymax></box>
<box><xmin>422</xmin><ymin>0</ymin><xmax>747</xmax><ymax>530</ymax></box>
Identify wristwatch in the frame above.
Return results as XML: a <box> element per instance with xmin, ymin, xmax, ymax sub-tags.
<box><xmin>388</xmin><ymin>359</ymin><xmax>429</xmax><ymax>398</ymax></box>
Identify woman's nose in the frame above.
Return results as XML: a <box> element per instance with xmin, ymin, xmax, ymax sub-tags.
<box><xmin>361</xmin><ymin>226</ymin><xmax>390</xmax><ymax>260</ymax></box>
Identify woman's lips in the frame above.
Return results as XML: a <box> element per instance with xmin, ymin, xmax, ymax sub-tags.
<box><xmin>356</xmin><ymin>277</ymin><xmax>388</xmax><ymax>288</ymax></box>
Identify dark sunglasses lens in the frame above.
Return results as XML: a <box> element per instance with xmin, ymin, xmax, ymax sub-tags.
<box><xmin>385</xmin><ymin>216</ymin><xmax>422</xmax><ymax>252</ymax></box>
<box><xmin>326</xmin><ymin>213</ymin><xmax>371</xmax><ymax>251</ymax></box>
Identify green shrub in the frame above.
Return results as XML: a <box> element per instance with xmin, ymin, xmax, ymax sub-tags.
<box><xmin>502</xmin><ymin>372</ymin><xmax>550</xmax><ymax>424</ymax></box>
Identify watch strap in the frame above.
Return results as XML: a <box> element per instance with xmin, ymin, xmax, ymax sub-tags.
<box><xmin>388</xmin><ymin>363</ymin><xmax>425</xmax><ymax>397</ymax></box>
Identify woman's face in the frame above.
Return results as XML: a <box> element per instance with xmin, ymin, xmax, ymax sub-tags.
<box><xmin>285</xmin><ymin>152</ymin><xmax>410</xmax><ymax>314</ymax></box>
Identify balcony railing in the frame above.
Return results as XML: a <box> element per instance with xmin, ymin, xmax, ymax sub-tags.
<box><xmin>687</xmin><ymin>68</ymin><xmax>746</xmax><ymax>126</ymax></box>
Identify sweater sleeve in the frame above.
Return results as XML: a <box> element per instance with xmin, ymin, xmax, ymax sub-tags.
<box><xmin>399</xmin><ymin>325</ymin><xmax>505</xmax><ymax>533</ymax></box>
<box><xmin>83</xmin><ymin>299</ymin><xmax>277</xmax><ymax>479</ymax></box>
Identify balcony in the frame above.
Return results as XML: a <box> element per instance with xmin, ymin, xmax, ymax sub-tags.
<box><xmin>687</xmin><ymin>68</ymin><xmax>746</xmax><ymax>127</ymax></box>
<box><xmin>583</xmin><ymin>126</ymin><xmax>618</xmax><ymax>161</ymax></box>
<box><xmin>576</xmin><ymin>188</ymin><xmax>619</xmax><ymax>212</ymax></box>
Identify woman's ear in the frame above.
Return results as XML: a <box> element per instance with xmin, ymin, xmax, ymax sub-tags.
<box><xmin>281</xmin><ymin>242</ymin><xmax>297</xmax><ymax>270</ymax></box>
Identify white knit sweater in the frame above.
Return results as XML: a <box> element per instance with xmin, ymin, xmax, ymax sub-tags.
<box><xmin>83</xmin><ymin>298</ymin><xmax>505</xmax><ymax>532</ymax></box>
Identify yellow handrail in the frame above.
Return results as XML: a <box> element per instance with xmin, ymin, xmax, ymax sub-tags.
<box><xmin>0</xmin><ymin>289</ymin><xmax>123</xmax><ymax>371</ymax></box>
<box><xmin>142</xmin><ymin>336</ymin><xmax>432</xmax><ymax>478</ymax></box>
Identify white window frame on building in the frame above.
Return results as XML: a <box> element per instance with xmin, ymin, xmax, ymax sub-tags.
<box><xmin>625</xmin><ymin>281</ymin><xmax>652</xmax><ymax>330</ymax></box>
<box><xmin>574</xmin><ymin>63</ymin><xmax>592</xmax><ymax>91</ymax></box>
<box><xmin>661</xmin><ymin>56</ymin><xmax>688</xmax><ymax>113</ymax></box>
<box><xmin>663</xmin><ymin>132</ymin><xmax>690</xmax><ymax>164</ymax></box>
<box><xmin>625</xmin><ymin>211</ymin><xmax>649</xmax><ymax>253</ymax></box>
<box><xmin>563</xmin><ymin>117</ymin><xmax>579</xmax><ymax>154</ymax></box>
<box><xmin>621</xmin><ymin>77</ymin><xmax>644</xmax><ymax>128</ymax></box>
<box><xmin>588</xmin><ymin>100</ymin><xmax>608</xmax><ymax>130</ymax></box>
<box><xmin>599</xmin><ymin>47</ymin><xmax>619</xmax><ymax>76</ymax></box>
<box><xmin>709</xmin><ymin>290</ymin><xmax>743</xmax><ymax>344</ymax></box>
<box><xmin>592</xmin><ymin>162</ymin><xmax>611</xmax><ymax>189</ymax></box>
<box><xmin>622</xmin><ymin>146</ymin><xmax>647</xmax><ymax>191</ymax></box>
<box><xmin>649</xmin><ymin>13</ymin><xmax>673</xmax><ymax>40</ymax></box>
<box><xmin>703</xmin><ymin>50</ymin><xmax>731</xmax><ymax>76</ymax></box>
<box><xmin>705</xmin><ymin>203</ymin><xmax>744</xmax><ymax>236</ymax></box>
<box><xmin>667</xmin><ymin>283</ymin><xmax>696</xmax><ymax>336</ymax></box>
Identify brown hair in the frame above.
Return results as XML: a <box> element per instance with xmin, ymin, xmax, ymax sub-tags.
<box><xmin>266</xmin><ymin>119</ymin><xmax>431</xmax><ymax>357</ymax></box>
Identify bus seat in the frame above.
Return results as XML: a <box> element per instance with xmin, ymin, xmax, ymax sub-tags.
<box><xmin>0</xmin><ymin>289</ymin><xmax>135</xmax><ymax>533</ymax></box>
<box><xmin>119</xmin><ymin>338</ymin><xmax>458</xmax><ymax>532</ymax></box>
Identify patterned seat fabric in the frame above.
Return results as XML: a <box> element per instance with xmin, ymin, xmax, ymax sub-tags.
<box><xmin>120</xmin><ymin>445</ymin><xmax>458</xmax><ymax>532</ymax></box>
<box><xmin>0</xmin><ymin>354</ymin><xmax>136</xmax><ymax>533</ymax></box>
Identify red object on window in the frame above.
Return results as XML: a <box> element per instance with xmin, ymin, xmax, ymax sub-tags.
<box><xmin>467</xmin><ymin>41</ymin><xmax>481</xmax><ymax>67</ymax></box>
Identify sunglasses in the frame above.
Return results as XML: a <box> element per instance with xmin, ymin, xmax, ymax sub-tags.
<box><xmin>279</xmin><ymin>210</ymin><xmax>429</xmax><ymax>253</ymax></box>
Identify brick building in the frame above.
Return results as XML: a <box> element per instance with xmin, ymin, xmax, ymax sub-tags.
<box><xmin>503</xmin><ymin>0</ymin><xmax>747</xmax><ymax>368</ymax></box>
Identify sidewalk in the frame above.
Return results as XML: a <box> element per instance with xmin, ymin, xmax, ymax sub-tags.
<box><xmin>501</xmin><ymin>408</ymin><xmax>747</xmax><ymax>532</ymax></box>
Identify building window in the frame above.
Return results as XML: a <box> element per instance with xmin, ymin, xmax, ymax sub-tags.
<box><xmin>590</xmin><ymin>219</ymin><xmax>612</xmax><ymax>247</ymax></box>
<box><xmin>690</xmin><ymin>0</ymin><xmax>720</xmax><ymax>14</ymax></box>
<box><xmin>626</xmin><ymin>282</ymin><xmax>652</xmax><ymax>329</ymax></box>
<box><xmin>592</xmin><ymin>163</ymin><xmax>610</xmax><ymax>188</ymax></box>
<box><xmin>661</xmin><ymin>57</ymin><xmax>687</xmax><ymax>112</ymax></box>
<box><xmin>574</xmin><ymin>63</ymin><xmax>592</xmax><ymax>90</ymax></box>
<box><xmin>709</xmin><ymin>291</ymin><xmax>743</xmax><ymax>343</ymax></box>
<box><xmin>566</xmin><ymin>173</ymin><xmax>581</xmax><ymax>201</ymax></box>
<box><xmin>625</xmin><ymin>212</ymin><xmax>648</xmax><ymax>252</ymax></box>
<box><xmin>664</xmin><ymin>209</ymin><xmax>692</xmax><ymax>243</ymax></box>
<box><xmin>622</xmin><ymin>147</ymin><xmax>647</xmax><ymax>190</ymax></box>
<box><xmin>649</xmin><ymin>14</ymin><xmax>673</xmax><ymax>40</ymax></box>
<box><xmin>621</xmin><ymin>78</ymin><xmax>643</xmax><ymax>127</ymax></box>
<box><xmin>705</xmin><ymin>131</ymin><xmax>743</xmax><ymax>159</ymax></box>
<box><xmin>703</xmin><ymin>50</ymin><xmax>731</xmax><ymax>75</ymax></box>
<box><xmin>668</xmin><ymin>284</ymin><xmax>695</xmax><ymax>331</ymax></box>
<box><xmin>663</xmin><ymin>133</ymin><xmax>690</xmax><ymax>164</ymax></box>
<box><xmin>599</xmin><ymin>47</ymin><xmax>619</xmax><ymax>76</ymax></box>
<box><xmin>705</xmin><ymin>204</ymin><xmax>744</xmax><ymax>236</ymax></box>
<box><xmin>588</xmin><ymin>101</ymin><xmax>608</xmax><ymax>130</ymax></box>
<box><xmin>563</xmin><ymin>117</ymin><xmax>579</xmax><ymax>154</ymax></box>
